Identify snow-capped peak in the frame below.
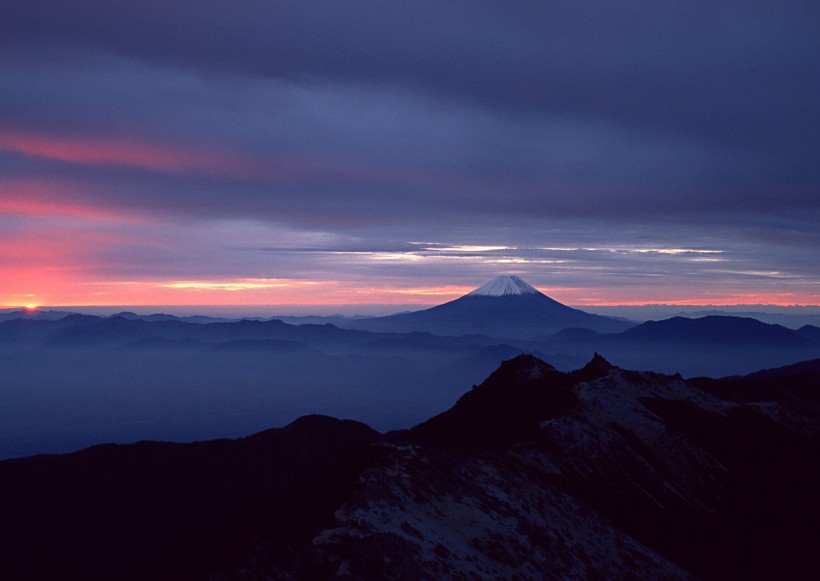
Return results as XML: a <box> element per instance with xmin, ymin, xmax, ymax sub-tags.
<box><xmin>466</xmin><ymin>275</ymin><xmax>541</xmax><ymax>297</ymax></box>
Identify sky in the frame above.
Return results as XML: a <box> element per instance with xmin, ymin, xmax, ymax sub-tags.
<box><xmin>1</xmin><ymin>1</ymin><xmax>818</xmax><ymax>311</ymax></box>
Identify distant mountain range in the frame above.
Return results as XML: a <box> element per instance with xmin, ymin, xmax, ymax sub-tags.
<box><xmin>2</xmin><ymin>354</ymin><xmax>818</xmax><ymax>579</ymax></box>
<box><xmin>0</xmin><ymin>314</ymin><xmax>529</xmax><ymax>459</ymax></box>
<box><xmin>1</xmin><ymin>304</ymin><xmax>815</xmax><ymax>378</ymax></box>
<box><xmin>527</xmin><ymin>315</ymin><xmax>819</xmax><ymax>377</ymax></box>
<box><xmin>0</xmin><ymin>308</ymin><xmax>78</xmax><ymax>322</ymax></box>
<box><xmin>0</xmin><ymin>277</ymin><xmax>818</xmax><ymax>458</ymax></box>
<box><xmin>670</xmin><ymin>309</ymin><xmax>820</xmax><ymax>329</ymax></box>
<box><xmin>582</xmin><ymin>306</ymin><xmax>820</xmax><ymax>330</ymax></box>
<box><xmin>617</xmin><ymin>315</ymin><xmax>812</xmax><ymax>346</ymax></box>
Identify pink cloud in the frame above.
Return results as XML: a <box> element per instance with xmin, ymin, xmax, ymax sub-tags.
<box><xmin>0</xmin><ymin>129</ymin><xmax>247</xmax><ymax>177</ymax></box>
<box><xmin>0</xmin><ymin>128</ymin><xmax>357</xmax><ymax>184</ymax></box>
<box><xmin>0</xmin><ymin>179</ymin><xmax>135</xmax><ymax>220</ymax></box>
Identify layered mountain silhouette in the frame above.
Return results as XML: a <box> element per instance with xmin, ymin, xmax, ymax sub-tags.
<box><xmin>336</xmin><ymin>275</ymin><xmax>634</xmax><ymax>339</ymax></box>
<box><xmin>617</xmin><ymin>315</ymin><xmax>811</xmax><ymax>345</ymax></box>
<box><xmin>0</xmin><ymin>314</ymin><xmax>531</xmax><ymax>459</ymax></box>
<box><xmin>1</xmin><ymin>297</ymin><xmax>818</xmax><ymax>458</ymax></box>
<box><xmin>536</xmin><ymin>315</ymin><xmax>820</xmax><ymax>377</ymax></box>
<box><xmin>1</xmin><ymin>355</ymin><xmax>818</xmax><ymax>580</ymax></box>
<box><xmin>798</xmin><ymin>324</ymin><xmax>820</xmax><ymax>342</ymax></box>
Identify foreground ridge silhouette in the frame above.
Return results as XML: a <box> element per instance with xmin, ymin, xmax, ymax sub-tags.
<box><xmin>1</xmin><ymin>354</ymin><xmax>818</xmax><ymax>579</ymax></box>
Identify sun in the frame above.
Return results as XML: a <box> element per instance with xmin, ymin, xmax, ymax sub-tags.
<box><xmin>23</xmin><ymin>304</ymin><xmax>39</xmax><ymax>311</ymax></box>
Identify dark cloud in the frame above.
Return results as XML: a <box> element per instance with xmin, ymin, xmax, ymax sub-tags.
<box><xmin>3</xmin><ymin>1</ymin><xmax>817</xmax><ymax>146</ymax></box>
<box><xmin>0</xmin><ymin>1</ymin><xmax>817</xmax><ymax>301</ymax></box>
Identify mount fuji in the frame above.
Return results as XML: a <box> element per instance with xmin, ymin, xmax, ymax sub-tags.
<box><xmin>339</xmin><ymin>275</ymin><xmax>634</xmax><ymax>340</ymax></box>
<box><xmin>464</xmin><ymin>274</ymin><xmax>540</xmax><ymax>297</ymax></box>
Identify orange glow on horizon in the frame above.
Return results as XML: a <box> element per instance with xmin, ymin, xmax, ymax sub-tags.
<box><xmin>2</xmin><ymin>278</ymin><xmax>818</xmax><ymax>310</ymax></box>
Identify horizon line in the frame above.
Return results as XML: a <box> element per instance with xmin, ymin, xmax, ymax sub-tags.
<box><xmin>4</xmin><ymin>301</ymin><xmax>820</xmax><ymax>312</ymax></box>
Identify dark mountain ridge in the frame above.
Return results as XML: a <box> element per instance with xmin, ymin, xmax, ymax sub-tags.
<box><xmin>0</xmin><ymin>416</ymin><xmax>378</xmax><ymax>580</ymax></box>
<box><xmin>291</xmin><ymin>355</ymin><xmax>820</xmax><ymax>580</ymax></box>
<box><xmin>2</xmin><ymin>355</ymin><xmax>818</xmax><ymax>579</ymax></box>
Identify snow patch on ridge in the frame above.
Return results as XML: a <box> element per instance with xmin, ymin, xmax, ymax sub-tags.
<box><xmin>466</xmin><ymin>275</ymin><xmax>541</xmax><ymax>297</ymax></box>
